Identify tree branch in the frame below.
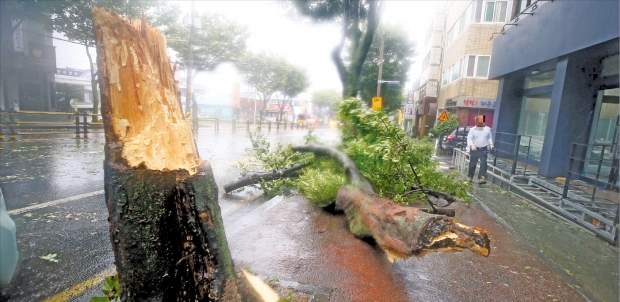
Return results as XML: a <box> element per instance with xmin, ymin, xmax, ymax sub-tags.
<box><xmin>223</xmin><ymin>162</ymin><xmax>309</xmax><ymax>193</ymax></box>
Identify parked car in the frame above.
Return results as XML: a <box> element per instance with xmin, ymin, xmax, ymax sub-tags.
<box><xmin>297</xmin><ymin>114</ymin><xmax>307</xmax><ymax>126</ymax></box>
<box><xmin>443</xmin><ymin>127</ymin><xmax>470</xmax><ymax>151</ymax></box>
<box><xmin>443</xmin><ymin>126</ymin><xmax>493</xmax><ymax>152</ymax></box>
<box><xmin>0</xmin><ymin>186</ymin><xmax>18</xmax><ymax>288</ymax></box>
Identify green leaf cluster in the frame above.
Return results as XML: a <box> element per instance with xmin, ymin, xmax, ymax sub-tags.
<box><xmin>243</xmin><ymin>99</ymin><xmax>469</xmax><ymax>206</ymax></box>
<box><xmin>359</xmin><ymin>25</ymin><xmax>416</xmax><ymax>113</ymax></box>
<box><xmin>429</xmin><ymin>113</ymin><xmax>460</xmax><ymax>138</ymax></box>
<box><xmin>90</xmin><ymin>274</ymin><xmax>120</xmax><ymax>302</ymax></box>
<box><xmin>336</xmin><ymin>99</ymin><xmax>470</xmax><ymax>204</ymax></box>
<box><xmin>297</xmin><ymin>160</ymin><xmax>347</xmax><ymax>207</ymax></box>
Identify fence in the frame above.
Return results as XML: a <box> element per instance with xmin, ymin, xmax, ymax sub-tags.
<box><xmin>0</xmin><ymin>109</ymin><xmax>103</xmax><ymax>141</ymax></box>
<box><xmin>492</xmin><ymin>132</ymin><xmax>536</xmax><ymax>177</ymax></box>
<box><xmin>0</xmin><ymin>110</ymin><xmax>329</xmax><ymax>141</ymax></box>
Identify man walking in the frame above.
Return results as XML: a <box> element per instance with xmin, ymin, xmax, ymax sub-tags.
<box><xmin>467</xmin><ymin>115</ymin><xmax>494</xmax><ymax>184</ymax></box>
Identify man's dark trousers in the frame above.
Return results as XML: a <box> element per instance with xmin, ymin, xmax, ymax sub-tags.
<box><xmin>468</xmin><ymin>146</ymin><xmax>488</xmax><ymax>179</ymax></box>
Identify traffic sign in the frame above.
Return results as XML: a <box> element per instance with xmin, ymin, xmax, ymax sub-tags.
<box><xmin>372</xmin><ymin>97</ymin><xmax>382</xmax><ymax>111</ymax></box>
<box><xmin>437</xmin><ymin>110</ymin><xmax>449</xmax><ymax>121</ymax></box>
<box><xmin>404</xmin><ymin>103</ymin><xmax>414</xmax><ymax>119</ymax></box>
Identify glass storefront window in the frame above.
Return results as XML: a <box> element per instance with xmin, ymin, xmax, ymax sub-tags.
<box><xmin>518</xmin><ymin>92</ymin><xmax>552</xmax><ymax>161</ymax></box>
<box><xmin>601</xmin><ymin>54</ymin><xmax>619</xmax><ymax>77</ymax></box>
<box><xmin>524</xmin><ymin>70</ymin><xmax>555</xmax><ymax>89</ymax></box>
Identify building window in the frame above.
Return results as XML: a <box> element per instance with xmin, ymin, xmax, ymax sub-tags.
<box><xmin>445</xmin><ymin>1</ymin><xmax>476</xmax><ymax>46</ymax></box>
<box><xmin>475</xmin><ymin>56</ymin><xmax>491</xmax><ymax>77</ymax></box>
<box><xmin>524</xmin><ymin>70</ymin><xmax>556</xmax><ymax>89</ymax></box>
<box><xmin>452</xmin><ymin>59</ymin><xmax>461</xmax><ymax>81</ymax></box>
<box><xmin>442</xmin><ymin>55</ymin><xmax>491</xmax><ymax>86</ymax></box>
<box><xmin>483</xmin><ymin>1</ymin><xmax>507</xmax><ymax>22</ymax></box>
<box><xmin>518</xmin><ymin>92</ymin><xmax>552</xmax><ymax>161</ymax></box>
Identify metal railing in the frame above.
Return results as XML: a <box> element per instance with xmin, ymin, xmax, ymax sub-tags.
<box><xmin>490</xmin><ymin>0</ymin><xmax>554</xmax><ymax>40</ymax></box>
<box><xmin>562</xmin><ymin>142</ymin><xmax>619</xmax><ymax>201</ymax></box>
<box><xmin>0</xmin><ymin>109</ymin><xmax>103</xmax><ymax>141</ymax></box>
<box><xmin>191</xmin><ymin>118</ymin><xmax>329</xmax><ymax>134</ymax></box>
<box><xmin>493</xmin><ymin>132</ymin><xmax>536</xmax><ymax>177</ymax></box>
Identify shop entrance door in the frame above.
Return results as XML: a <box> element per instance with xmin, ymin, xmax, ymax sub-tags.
<box><xmin>584</xmin><ymin>88</ymin><xmax>620</xmax><ymax>186</ymax></box>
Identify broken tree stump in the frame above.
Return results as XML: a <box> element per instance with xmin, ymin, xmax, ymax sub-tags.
<box><xmin>93</xmin><ymin>8</ymin><xmax>236</xmax><ymax>301</ymax></box>
<box><xmin>292</xmin><ymin>145</ymin><xmax>490</xmax><ymax>258</ymax></box>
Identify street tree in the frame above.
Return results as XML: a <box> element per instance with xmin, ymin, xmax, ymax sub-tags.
<box><xmin>165</xmin><ymin>11</ymin><xmax>248</xmax><ymax>114</ymax></box>
<box><xmin>286</xmin><ymin>0</ymin><xmax>383</xmax><ymax>99</ymax></box>
<box><xmin>237</xmin><ymin>52</ymin><xmax>289</xmax><ymax>121</ymax></box>
<box><xmin>54</xmin><ymin>83</ymin><xmax>83</xmax><ymax>112</ymax></box>
<box><xmin>276</xmin><ymin>65</ymin><xmax>310</xmax><ymax>122</ymax></box>
<box><xmin>47</xmin><ymin>0</ymin><xmax>170</xmax><ymax>121</ymax></box>
<box><xmin>429</xmin><ymin>112</ymin><xmax>460</xmax><ymax>149</ymax></box>
<box><xmin>312</xmin><ymin>89</ymin><xmax>342</xmax><ymax>116</ymax></box>
<box><xmin>359</xmin><ymin>25</ymin><xmax>415</xmax><ymax>113</ymax></box>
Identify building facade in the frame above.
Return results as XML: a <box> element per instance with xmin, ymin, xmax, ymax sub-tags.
<box><xmin>438</xmin><ymin>0</ymin><xmax>514</xmax><ymax>127</ymax></box>
<box><xmin>1</xmin><ymin>12</ymin><xmax>56</xmax><ymax>111</ymax></box>
<box><xmin>489</xmin><ymin>0</ymin><xmax>619</xmax><ymax>179</ymax></box>
<box><xmin>412</xmin><ymin>4</ymin><xmax>445</xmax><ymax>137</ymax></box>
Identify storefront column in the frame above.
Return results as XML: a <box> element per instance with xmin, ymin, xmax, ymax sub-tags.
<box><xmin>492</xmin><ymin>77</ymin><xmax>522</xmax><ymax>156</ymax></box>
<box><xmin>538</xmin><ymin>57</ymin><xmax>592</xmax><ymax>178</ymax></box>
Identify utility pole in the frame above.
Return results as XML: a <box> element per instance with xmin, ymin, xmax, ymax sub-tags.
<box><xmin>376</xmin><ymin>34</ymin><xmax>385</xmax><ymax>97</ymax></box>
<box><xmin>185</xmin><ymin>0</ymin><xmax>195</xmax><ymax>118</ymax></box>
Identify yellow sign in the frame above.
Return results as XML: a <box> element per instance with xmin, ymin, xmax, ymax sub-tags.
<box><xmin>437</xmin><ymin>110</ymin><xmax>449</xmax><ymax>121</ymax></box>
<box><xmin>372</xmin><ymin>97</ymin><xmax>382</xmax><ymax>111</ymax></box>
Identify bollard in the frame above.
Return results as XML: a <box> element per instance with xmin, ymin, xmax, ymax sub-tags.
<box><xmin>268</xmin><ymin>121</ymin><xmax>271</xmax><ymax>132</ymax></box>
<box><xmin>510</xmin><ymin>135</ymin><xmax>521</xmax><ymax>176</ymax></box>
<box><xmin>296</xmin><ymin>122</ymin><xmax>299</xmax><ymax>130</ymax></box>
<box><xmin>8</xmin><ymin>111</ymin><xmax>16</xmax><ymax>141</ymax></box>
<box><xmin>0</xmin><ymin>109</ymin><xmax>4</xmax><ymax>141</ymax></box>
<box><xmin>232</xmin><ymin>119</ymin><xmax>236</xmax><ymax>133</ymax></box>
<box><xmin>246</xmin><ymin>120</ymin><xmax>250</xmax><ymax>133</ymax></box>
<box><xmin>75</xmin><ymin>115</ymin><xmax>81</xmax><ymax>138</ymax></box>
<box><xmin>276</xmin><ymin>122</ymin><xmax>280</xmax><ymax>132</ymax></box>
<box><xmin>284</xmin><ymin>121</ymin><xmax>287</xmax><ymax>130</ymax></box>
<box><xmin>82</xmin><ymin>115</ymin><xmax>88</xmax><ymax>138</ymax></box>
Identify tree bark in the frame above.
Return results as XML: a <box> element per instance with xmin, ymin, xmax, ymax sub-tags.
<box><xmin>292</xmin><ymin>144</ymin><xmax>491</xmax><ymax>258</ymax></box>
<box><xmin>93</xmin><ymin>8</ymin><xmax>237</xmax><ymax>301</ymax></box>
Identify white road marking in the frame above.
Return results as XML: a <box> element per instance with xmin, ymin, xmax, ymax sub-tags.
<box><xmin>8</xmin><ymin>190</ymin><xmax>105</xmax><ymax>215</ymax></box>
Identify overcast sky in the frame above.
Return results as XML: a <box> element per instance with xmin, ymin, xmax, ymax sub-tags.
<box><xmin>54</xmin><ymin>1</ymin><xmax>439</xmax><ymax>95</ymax></box>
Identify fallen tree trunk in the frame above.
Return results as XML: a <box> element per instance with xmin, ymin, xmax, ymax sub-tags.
<box><xmin>94</xmin><ymin>9</ymin><xmax>236</xmax><ymax>301</ymax></box>
<box><xmin>223</xmin><ymin>162</ymin><xmax>308</xmax><ymax>193</ymax></box>
<box><xmin>292</xmin><ymin>145</ymin><xmax>490</xmax><ymax>258</ymax></box>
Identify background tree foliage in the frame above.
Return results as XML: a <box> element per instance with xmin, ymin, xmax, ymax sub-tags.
<box><xmin>429</xmin><ymin>112</ymin><xmax>460</xmax><ymax>138</ymax></box>
<box><xmin>286</xmin><ymin>0</ymin><xmax>383</xmax><ymax>99</ymax></box>
<box><xmin>165</xmin><ymin>12</ymin><xmax>248</xmax><ymax>71</ymax></box>
<box><xmin>276</xmin><ymin>65</ymin><xmax>310</xmax><ymax>121</ymax></box>
<box><xmin>359</xmin><ymin>25</ymin><xmax>415</xmax><ymax>113</ymax></box>
<box><xmin>237</xmin><ymin>52</ymin><xmax>289</xmax><ymax>121</ymax></box>
<box><xmin>312</xmin><ymin>89</ymin><xmax>341</xmax><ymax>114</ymax></box>
<box><xmin>47</xmin><ymin>0</ymin><xmax>170</xmax><ymax>120</ymax></box>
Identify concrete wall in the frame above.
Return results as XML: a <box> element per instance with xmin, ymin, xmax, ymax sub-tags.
<box><xmin>489</xmin><ymin>0</ymin><xmax>620</xmax><ymax>78</ymax></box>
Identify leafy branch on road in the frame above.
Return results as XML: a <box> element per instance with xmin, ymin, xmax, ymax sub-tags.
<box><xmin>234</xmin><ymin>99</ymin><xmax>469</xmax><ymax>206</ymax></box>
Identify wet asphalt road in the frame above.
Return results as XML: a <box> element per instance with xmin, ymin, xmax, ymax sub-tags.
<box><xmin>0</xmin><ymin>127</ymin><xmax>615</xmax><ymax>301</ymax></box>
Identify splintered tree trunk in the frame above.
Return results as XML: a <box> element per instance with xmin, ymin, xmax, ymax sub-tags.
<box><xmin>93</xmin><ymin>8</ymin><xmax>236</xmax><ymax>301</ymax></box>
<box><xmin>292</xmin><ymin>145</ymin><xmax>491</xmax><ymax>259</ymax></box>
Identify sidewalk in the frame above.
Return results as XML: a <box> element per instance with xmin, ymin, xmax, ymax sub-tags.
<box><xmin>434</xmin><ymin>154</ymin><xmax>619</xmax><ymax>302</ymax></box>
